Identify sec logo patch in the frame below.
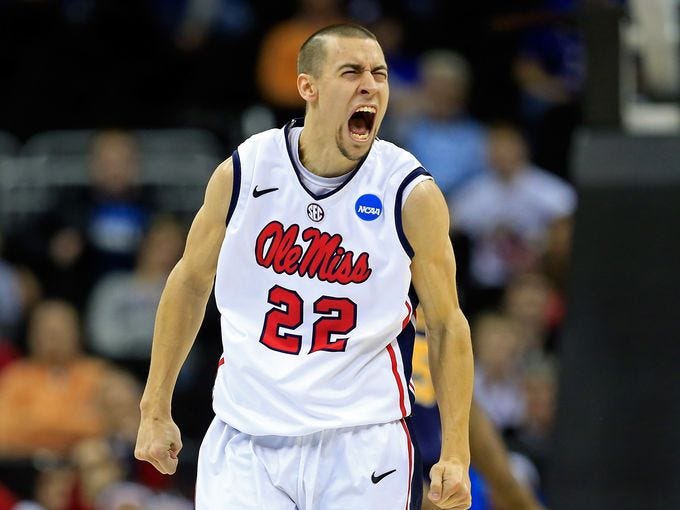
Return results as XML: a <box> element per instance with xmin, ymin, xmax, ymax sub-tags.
<box><xmin>307</xmin><ymin>203</ymin><xmax>324</xmax><ymax>222</ymax></box>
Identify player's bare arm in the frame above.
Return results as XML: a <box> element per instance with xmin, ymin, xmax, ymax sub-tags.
<box><xmin>403</xmin><ymin>179</ymin><xmax>473</xmax><ymax>510</ymax></box>
<box><xmin>135</xmin><ymin>158</ymin><xmax>233</xmax><ymax>475</ymax></box>
<box><xmin>470</xmin><ymin>402</ymin><xmax>546</xmax><ymax>510</ymax></box>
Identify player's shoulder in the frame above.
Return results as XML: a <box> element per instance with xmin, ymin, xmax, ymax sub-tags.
<box><xmin>373</xmin><ymin>137</ymin><xmax>418</xmax><ymax>160</ymax></box>
<box><xmin>239</xmin><ymin>127</ymin><xmax>281</xmax><ymax>149</ymax></box>
<box><xmin>233</xmin><ymin>127</ymin><xmax>286</xmax><ymax>168</ymax></box>
<box><xmin>372</xmin><ymin>138</ymin><xmax>423</xmax><ymax>174</ymax></box>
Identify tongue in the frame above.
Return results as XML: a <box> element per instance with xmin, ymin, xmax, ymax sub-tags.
<box><xmin>349</xmin><ymin>116</ymin><xmax>369</xmax><ymax>135</ymax></box>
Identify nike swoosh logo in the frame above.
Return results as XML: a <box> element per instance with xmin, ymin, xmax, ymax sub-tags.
<box><xmin>371</xmin><ymin>469</ymin><xmax>396</xmax><ymax>484</ymax></box>
<box><xmin>253</xmin><ymin>186</ymin><xmax>279</xmax><ymax>198</ymax></box>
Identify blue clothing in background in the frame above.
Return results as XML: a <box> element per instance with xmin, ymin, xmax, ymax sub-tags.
<box><xmin>405</xmin><ymin>117</ymin><xmax>487</xmax><ymax>198</ymax></box>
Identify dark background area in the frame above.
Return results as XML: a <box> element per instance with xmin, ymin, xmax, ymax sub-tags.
<box><xmin>1</xmin><ymin>0</ymin><xmax>679</xmax><ymax>509</ymax></box>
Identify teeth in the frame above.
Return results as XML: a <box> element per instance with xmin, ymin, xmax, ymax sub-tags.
<box><xmin>356</xmin><ymin>106</ymin><xmax>376</xmax><ymax>114</ymax></box>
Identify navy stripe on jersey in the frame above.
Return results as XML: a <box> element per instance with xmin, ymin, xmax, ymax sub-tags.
<box><xmin>395</xmin><ymin>167</ymin><xmax>432</xmax><ymax>258</ymax></box>
<box><xmin>283</xmin><ymin>118</ymin><xmax>369</xmax><ymax>201</ymax></box>
<box><xmin>227</xmin><ymin>150</ymin><xmax>242</xmax><ymax>226</ymax></box>
<box><xmin>405</xmin><ymin>416</ymin><xmax>424</xmax><ymax>510</ymax></box>
<box><xmin>408</xmin><ymin>285</ymin><xmax>420</xmax><ymax>312</ymax></box>
<box><xmin>396</xmin><ymin>315</ymin><xmax>417</xmax><ymax>409</ymax></box>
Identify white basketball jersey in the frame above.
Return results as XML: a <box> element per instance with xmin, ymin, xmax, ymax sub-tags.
<box><xmin>213</xmin><ymin>119</ymin><xmax>432</xmax><ymax>436</ymax></box>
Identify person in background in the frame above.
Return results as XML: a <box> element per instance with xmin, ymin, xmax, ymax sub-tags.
<box><xmin>502</xmin><ymin>271</ymin><xmax>560</xmax><ymax>355</ymax></box>
<box><xmin>472</xmin><ymin>312</ymin><xmax>527</xmax><ymax>432</ymax></box>
<box><xmin>403</xmin><ymin>50</ymin><xmax>488</xmax><ymax>199</ymax></box>
<box><xmin>0</xmin><ymin>232</ymin><xmax>25</xmax><ymax>347</ymax></box>
<box><xmin>0</xmin><ymin>230</ymin><xmax>43</xmax><ymax>358</ymax></box>
<box><xmin>255</xmin><ymin>0</ymin><xmax>346</xmax><ymax>120</ymax></box>
<box><xmin>42</xmin><ymin>130</ymin><xmax>152</xmax><ymax>288</ymax></box>
<box><xmin>449</xmin><ymin>122</ymin><xmax>576</xmax><ymax>313</ymax></box>
<box><xmin>12</xmin><ymin>461</ymin><xmax>76</xmax><ymax>510</ymax></box>
<box><xmin>411</xmin><ymin>309</ymin><xmax>545</xmax><ymax>510</ymax></box>
<box><xmin>0</xmin><ymin>301</ymin><xmax>112</xmax><ymax>457</ymax></box>
<box><xmin>86</xmin><ymin>216</ymin><xmax>185</xmax><ymax>382</ymax></box>
<box><xmin>369</xmin><ymin>16</ymin><xmax>421</xmax><ymax>143</ymax></box>
<box><xmin>509</xmin><ymin>355</ymin><xmax>559</xmax><ymax>494</ymax></box>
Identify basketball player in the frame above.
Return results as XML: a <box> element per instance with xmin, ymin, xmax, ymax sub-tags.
<box><xmin>135</xmin><ymin>24</ymin><xmax>473</xmax><ymax>510</ymax></box>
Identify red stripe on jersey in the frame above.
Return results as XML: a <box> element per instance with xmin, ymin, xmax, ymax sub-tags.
<box><xmin>400</xmin><ymin>418</ymin><xmax>414</xmax><ymax>510</ymax></box>
<box><xmin>402</xmin><ymin>301</ymin><xmax>413</xmax><ymax>330</ymax></box>
<box><xmin>218</xmin><ymin>357</ymin><xmax>225</xmax><ymax>367</ymax></box>
<box><xmin>387</xmin><ymin>344</ymin><xmax>407</xmax><ymax>417</ymax></box>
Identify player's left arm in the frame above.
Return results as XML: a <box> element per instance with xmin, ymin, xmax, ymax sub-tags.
<box><xmin>403</xmin><ymin>179</ymin><xmax>473</xmax><ymax>510</ymax></box>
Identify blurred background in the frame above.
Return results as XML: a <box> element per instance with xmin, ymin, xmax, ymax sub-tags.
<box><xmin>0</xmin><ymin>0</ymin><xmax>679</xmax><ymax>509</ymax></box>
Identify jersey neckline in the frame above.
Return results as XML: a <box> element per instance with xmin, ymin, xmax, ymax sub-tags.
<box><xmin>283</xmin><ymin>118</ymin><xmax>370</xmax><ymax>202</ymax></box>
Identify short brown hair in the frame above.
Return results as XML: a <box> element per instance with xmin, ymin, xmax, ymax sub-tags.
<box><xmin>297</xmin><ymin>24</ymin><xmax>378</xmax><ymax>77</ymax></box>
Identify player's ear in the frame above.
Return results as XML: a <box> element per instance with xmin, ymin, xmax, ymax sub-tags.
<box><xmin>297</xmin><ymin>73</ymin><xmax>317</xmax><ymax>103</ymax></box>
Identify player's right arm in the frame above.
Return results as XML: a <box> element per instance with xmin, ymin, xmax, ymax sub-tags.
<box><xmin>134</xmin><ymin>157</ymin><xmax>233</xmax><ymax>474</ymax></box>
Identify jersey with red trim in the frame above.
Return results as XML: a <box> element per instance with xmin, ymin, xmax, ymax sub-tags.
<box><xmin>213</xmin><ymin>119</ymin><xmax>432</xmax><ymax>436</ymax></box>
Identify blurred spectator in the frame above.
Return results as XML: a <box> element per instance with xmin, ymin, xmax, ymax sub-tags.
<box><xmin>256</xmin><ymin>0</ymin><xmax>346</xmax><ymax>118</ymax></box>
<box><xmin>9</xmin><ymin>130</ymin><xmax>156</xmax><ymax>314</ymax></box>
<box><xmin>70</xmin><ymin>373</ymin><xmax>143</xmax><ymax>508</ymax></box>
<box><xmin>86</xmin><ymin>217</ymin><xmax>185</xmax><ymax>381</ymax></box>
<box><xmin>71</xmin><ymin>438</ymin><xmax>123</xmax><ymax>508</ymax></box>
<box><xmin>402</xmin><ymin>50</ymin><xmax>488</xmax><ymax>199</ymax></box>
<box><xmin>13</xmin><ymin>461</ymin><xmax>76</xmax><ymax>510</ymax></box>
<box><xmin>173</xmin><ymin>0</ymin><xmax>255</xmax><ymax>52</ymax></box>
<box><xmin>502</xmin><ymin>271</ymin><xmax>561</xmax><ymax>354</ymax></box>
<box><xmin>472</xmin><ymin>312</ymin><xmax>527</xmax><ymax>432</ymax></box>
<box><xmin>95</xmin><ymin>481</ymin><xmax>193</xmax><ymax>510</ymax></box>
<box><xmin>450</xmin><ymin>123</ymin><xmax>576</xmax><ymax>312</ymax></box>
<box><xmin>80</xmin><ymin>130</ymin><xmax>152</xmax><ymax>273</ymax></box>
<box><xmin>411</xmin><ymin>309</ymin><xmax>545</xmax><ymax>510</ymax></box>
<box><xmin>0</xmin><ymin>300</ymin><xmax>109</xmax><ymax>457</ymax></box>
<box><xmin>493</xmin><ymin>0</ymin><xmax>584</xmax><ymax>178</ymax></box>
<box><xmin>69</xmin><ymin>437</ymin><xmax>193</xmax><ymax>510</ymax></box>
<box><xmin>152</xmin><ymin>0</ymin><xmax>258</xmax><ymax>117</ymax></box>
<box><xmin>540</xmin><ymin>216</ymin><xmax>574</xmax><ymax>292</ymax></box>
<box><xmin>0</xmin><ymin>231</ymin><xmax>43</xmax><ymax>352</ymax></box>
<box><xmin>0</xmin><ymin>240</ymin><xmax>23</xmax><ymax>342</ymax></box>
<box><xmin>95</xmin><ymin>370</ymin><xmax>142</xmax><ymax>451</ymax></box>
<box><xmin>511</xmin><ymin>355</ymin><xmax>559</xmax><ymax>489</ymax></box>
<box><xmin>369</xmin><ymin>16</ymin><xmax>420</xmax><ymax>139</ymax></box>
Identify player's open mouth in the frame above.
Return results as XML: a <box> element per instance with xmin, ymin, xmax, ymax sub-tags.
<box><xmin>348</xmin><ymin>105</ymin><xmax>376</xmax><ymax>142</ymax></box>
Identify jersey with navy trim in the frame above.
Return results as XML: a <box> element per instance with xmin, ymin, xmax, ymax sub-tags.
<box><xmin>213</xmin><ymin>120</ymin><xmax>432</xmax><ymax>436</ymax></box>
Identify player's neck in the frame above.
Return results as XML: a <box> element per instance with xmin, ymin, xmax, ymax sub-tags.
<box><xmin>298</xmin><ymin>122</ymin><xmax>357</xmax><ymax>178</ymax></box>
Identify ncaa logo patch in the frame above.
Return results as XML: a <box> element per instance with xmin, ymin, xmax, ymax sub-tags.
<box><xmin>307</xmin><ymin>203</ymin><xmax>324</xmax><ymax>222</ymax></box>
<box><xmin>355</xmin><ymin>194</ymin><xmax>383</xmax><ymax>221</ymax></box>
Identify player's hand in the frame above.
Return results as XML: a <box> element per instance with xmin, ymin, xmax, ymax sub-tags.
<box><xmin>134</xmin><ymin>415</ymin><xmax>183</xmax><ymax>474</ymax></box>
<box><xmin>428</xmin><ymin>459</ymin><xmax>472</xmax><ymax>509</ymax></box>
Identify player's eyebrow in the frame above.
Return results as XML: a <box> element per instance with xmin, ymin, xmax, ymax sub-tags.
<box><xmin>337</xmin><ymin>63</ymin><xmax>389</xmax><ymax>73</ymax></box>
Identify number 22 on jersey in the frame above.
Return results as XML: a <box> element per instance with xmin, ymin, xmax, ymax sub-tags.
<box><xmin>259</xmin><ymin>285</ymin><xmax>357</xmax><ymax>355</ymax></box>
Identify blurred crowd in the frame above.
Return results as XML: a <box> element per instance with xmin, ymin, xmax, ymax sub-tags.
<box><xmin>0</xmin><ymin>0</ymin><xmax>615</xmax><ymax>509</ymax></box>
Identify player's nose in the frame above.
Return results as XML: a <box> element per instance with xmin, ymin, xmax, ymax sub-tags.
<box><xmin>359</xmin><ymin>71</ymin><xmax>378</xmax><ymax>96</ymax></box>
